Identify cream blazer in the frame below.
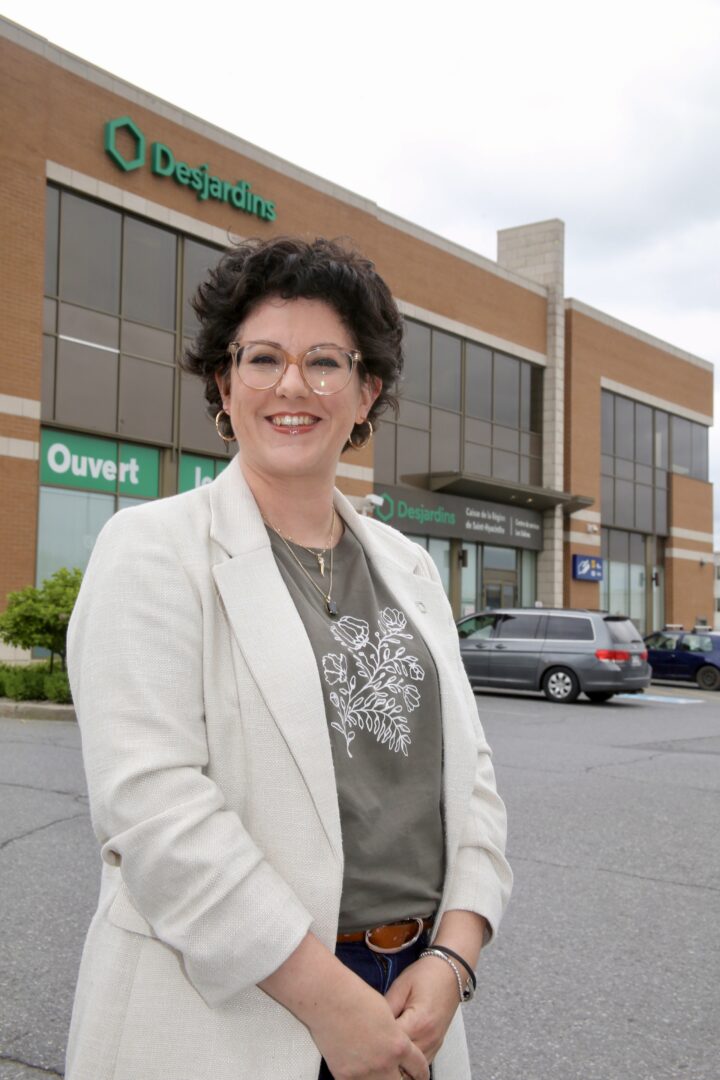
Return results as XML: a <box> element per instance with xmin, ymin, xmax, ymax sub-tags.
<box><xmin>65</xmin><ymin>457</ymin><xmax>512</xmax><ymax>1080</ymax></box>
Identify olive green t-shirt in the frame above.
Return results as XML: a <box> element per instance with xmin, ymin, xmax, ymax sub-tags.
<box><xmin>268</xmin><ymin>523</ymin><xmax>444</xmax><ymax>933</ymax></box>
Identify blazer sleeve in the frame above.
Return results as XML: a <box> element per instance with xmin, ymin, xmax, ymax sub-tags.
<box><xmin>415</xmin><ymin>544</ymin><xmax>513</xmax><ymax>942</ymax></box>
<box><xmin>68</xmin><ymin>507</ymin><xmax>313</xmax><ymax>1008</ymax></box>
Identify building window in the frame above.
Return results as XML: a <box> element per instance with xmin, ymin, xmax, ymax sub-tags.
<box><xmin>601</xmin><ymin>392</ymin><xmax>710</xmax><ymax>535</ymax></box>
<box><xmin>43</xmin><ymin>185</ymin><xmax>223</xmax><ymax>457</ymax></box>
<box><xmin>379</xmin><ymin>317</ymin><xmax>543</xmax><ymax>487</ymax></box>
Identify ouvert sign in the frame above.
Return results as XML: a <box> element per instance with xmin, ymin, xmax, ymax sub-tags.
<box><xmin>104</xmin><ymin>116</ymin><xmax>277</xmax><ymax>223</ymax></box>
<box><xmin>40</xmin><ymin>430</ymin><xmax>159</xmax><ymax>499</ymax></box>
<box><xmin>373</xmin><ymin>485</ymin><xmax>543</xmax><ymax>550</ymax></box>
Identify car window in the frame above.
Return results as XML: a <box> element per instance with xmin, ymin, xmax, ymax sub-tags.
<box><xmin>457</xmin><ymin>614</ymin><xmax>496</xmax><ymax>640</ymax></box>
<box><xmin>605</xmin><ymin>618</ymin><xmax>643</xmax><ymax>644</ymax></box>
<box><xmin>645</xmin><ymin>632</ymin><xmax>680</xmax><ymax>651</ymax></box>
<box><xmin>495</xmin><ymin>614</ymin><xmax>542</xmax><ymax>640</ymax></box>
<box><xmin>544</xmin><ymin>616</ymin><xmax>594</xmax><ymax>641</ymax></box>
<box><xmin>679</xmin><ymin>634</ymin><xmax>713</xmax><ymax>653</ymax></box>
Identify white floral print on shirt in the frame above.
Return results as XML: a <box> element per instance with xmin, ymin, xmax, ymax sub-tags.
<box><xmin>322</xmin><ymin>608</ymin><xmax>425</xmax><ymax>758</ymax></box>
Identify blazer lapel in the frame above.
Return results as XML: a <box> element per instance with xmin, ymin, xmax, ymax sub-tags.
<box><xmin>335</xmin><ymin>492</ymin><xmax>478</xmax><ymax>878</ymax></box>
<box><xmin>209</xmin><ymin>461</ymin><xmax>343</xmax><ymax>863</ymax></box>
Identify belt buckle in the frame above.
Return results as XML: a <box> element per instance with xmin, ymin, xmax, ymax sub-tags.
<box><xmin>364</xmin><ymin>916</ymin><xmax>425</xmax><ymax>955</ymax></box>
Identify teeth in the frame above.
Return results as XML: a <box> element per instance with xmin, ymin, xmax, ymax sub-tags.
<box><xmin>271</xmin><ymin>415</ymin><xmax>317</xmax><ymax>427</ymax></box>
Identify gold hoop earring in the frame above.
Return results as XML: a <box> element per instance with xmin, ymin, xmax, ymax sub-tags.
<box><xmin>215</xmin><ymin>409</ymin><xmax>236</xmax><ymax>443</ymax></box>
<box><xmin>349</xmin><ymin>419</ymin><xmax>374</xmax><ymax>451</ymax></box>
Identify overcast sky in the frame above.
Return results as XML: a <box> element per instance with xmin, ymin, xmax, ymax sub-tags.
<box><xmin>3</xmin><ymin>0</ymin><xmax>719</xmax><ymax>537</ymax></box>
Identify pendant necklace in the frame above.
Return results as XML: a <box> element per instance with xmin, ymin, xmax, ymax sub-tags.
<box><xmin>266</xmin><ymin>507</ymin><xmax>339</xmax><ymax>617</ymax></box>
<box><xmin>275</xmin><ymin>507</ymin><xmax>335</xmax><ymax>577</ymax></box>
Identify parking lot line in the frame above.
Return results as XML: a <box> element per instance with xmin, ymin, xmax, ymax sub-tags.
<box><xmin>617</xmin><ymin>693</ymin><xmax>704</xmax><ymax>705</ymax></box>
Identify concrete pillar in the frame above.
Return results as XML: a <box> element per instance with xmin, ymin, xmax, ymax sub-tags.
<box><xmin>497</xmin><ymin>219</ymin><xmax>565</xmax><ymax>608</ymax></box>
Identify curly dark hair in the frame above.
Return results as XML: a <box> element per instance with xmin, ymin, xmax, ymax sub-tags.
<box><xmin>182</xmin><ymin>236</ymin><xmax>404</xmax><ymax>448</ymax></box>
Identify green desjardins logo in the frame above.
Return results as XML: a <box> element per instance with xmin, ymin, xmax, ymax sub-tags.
<box><xmin>374</xmin><ymin>492</ymin><xmax>456</xmax><ymax>526</ymax></box>
<box><xmin>104</xmin><ymin>116</ymin><xmax>276</xmax><ymax>223</ymax></box>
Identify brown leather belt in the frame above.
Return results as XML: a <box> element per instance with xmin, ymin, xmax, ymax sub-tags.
<box><xmin>337</xmin><ymin>916</ymin><xmax>434</xmax><ymax>954</ymax></box>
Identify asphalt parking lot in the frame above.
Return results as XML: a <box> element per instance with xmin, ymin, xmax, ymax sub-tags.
<box><xmin>1</xmin><ymin>683</ymin><xmax>719</xmax><ymax>1079</ymax></box>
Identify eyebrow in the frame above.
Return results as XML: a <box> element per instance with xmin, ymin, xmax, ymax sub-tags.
<box><xmin>241</xmin><ymin>339</ymin><xmax>353</xmax><ymax>351</ymax></box>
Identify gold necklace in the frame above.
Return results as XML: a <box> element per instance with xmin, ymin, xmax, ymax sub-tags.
<box><xmin>266</xmin><ymin>508</ymin><xmax>339</xmax><ymax>617</ymax></box>
<box><xmin>281</xmin><ymin>507</ymin><xmax>336</xmax><ymax>577</ymax></box>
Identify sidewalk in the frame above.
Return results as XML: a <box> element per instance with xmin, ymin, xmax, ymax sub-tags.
<box><xmin>0</xmin><ymin>697</ymin><xmax>76</xmax><ymax>722</ymax></box>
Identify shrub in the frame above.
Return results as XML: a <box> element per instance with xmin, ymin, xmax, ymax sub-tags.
<box><xmin>0</xmin><ymin>662</ymin><xmax>11</xmax><ymax>697</ymax></box>
<box><xmin>3</xmin><ymin>664</ymin><xmax>49</xmax><ymax>702</ymax></box>
<box><xmin>0</xmin><ymin>567</ymin><xmax>83</xmax><ymax>671</ymax></box>
<box><xmin>44</xmin><ymin>670</ymin><xmax>73</xmax><ymax>704</ymax></box>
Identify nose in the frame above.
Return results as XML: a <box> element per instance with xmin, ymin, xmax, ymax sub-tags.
<box><xmin>275</xmin><ymin>358</ymin><xmax>310</xmax><ymax>397</ymax></box>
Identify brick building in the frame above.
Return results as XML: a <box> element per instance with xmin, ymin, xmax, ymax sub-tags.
<box><xmin>0</xmin><ymin>16</ymin><xmax>714</xmax><ymax>660</ymax></box>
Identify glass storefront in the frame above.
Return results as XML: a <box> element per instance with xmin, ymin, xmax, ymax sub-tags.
<box><xmin>36</xmin><ymin>428</ymin><xmax>229</xmax><ymax>585</ymax></box>
<box><xmin>599</xmin><ymin>528</ymin><xmax>664</xmax><ymax>635</ymax></box>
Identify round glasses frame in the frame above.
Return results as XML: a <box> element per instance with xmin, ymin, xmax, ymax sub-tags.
<box><xmin>227</xmin><ymin>340</ymin><xmax>362</xmax><ymax>395</ymax></box>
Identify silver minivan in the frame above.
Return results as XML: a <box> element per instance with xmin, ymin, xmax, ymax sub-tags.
<box><xmin>457</xmin><ymin>608</ymin><xmax>650</xmax><ymax>703</ymax></box>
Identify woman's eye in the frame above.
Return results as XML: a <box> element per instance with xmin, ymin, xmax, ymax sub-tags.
<box><xmin>250</xmin><ymin>353</ymin><xmax>280</xmax><ymax>366</ymax></box>
<box><xmin>307</xmin><ymin>355</ymin><xmax>340</xmax><ymax>369</ymax></box>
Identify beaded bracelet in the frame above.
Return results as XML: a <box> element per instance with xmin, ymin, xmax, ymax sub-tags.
<box><xmin>419</xmin><ymin>948</ymin><xmax>473</xmax><ymax>1003</ymax></box>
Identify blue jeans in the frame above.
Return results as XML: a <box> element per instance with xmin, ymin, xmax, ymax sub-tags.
<box><xmin>318</xmin><ymin>937</ymin><xmax>429</xmax><ymax>1079</ymax></box>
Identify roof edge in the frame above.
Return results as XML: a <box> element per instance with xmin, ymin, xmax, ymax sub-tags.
<box><xmin>566</xmin><ymin>298</ymin><xmax>713</xmax><ymax>373</ymax></box>
<box><xmin>1</xmin><ymin>15</ymin><xmax>545</xmax><ymax>298</ymax></box>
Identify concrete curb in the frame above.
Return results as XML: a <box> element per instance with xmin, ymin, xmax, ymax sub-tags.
<box><xmin>0</xmin><ymin>697</ymin><xmax>76</xmax><ymax>722</ymax></box>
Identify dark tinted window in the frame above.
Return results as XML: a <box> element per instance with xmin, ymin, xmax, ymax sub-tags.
<box><xmin>45</xmin><ymin>186</ymin><xmax>59</xmax><ymax>295</ymax></box>
<box><xmin>645</xmin><ymin>631</ymin><xmax>679</xmax><ymax>650</ymax></box>
<box><xmin>691</xmin><ymin>423</ymin><xmax>708</xmax><ymax>481</ymax></box>
<box><xmin>601</xmin><ymin>391</ymin><xmax>614</xmax><ymax>454</ymax></box>
<box><xmin>671</xmin><ymin>416</ymin><xmax>691</xmax><ymax>474</ymax></box>
<box><xmin>483</xmin><ymin>547</ymin><xmax>516</xmax><ymax>571</ymax></box>
<box><xmin>457</xmin><ymin>614</ymin><xmax>495</xmax><ymax>640</ymax></box>
<box><xmin>430</xmin><ymin>409</ymin><xmax>461</xmax><ymax>471</ymax></box>
<box><xmin>373</xmin><ymin>420</ymin><xmax>395</xmax><ymax>484</ymax></box>
<box><xmin>605</xmin><ymin>618</ymin><xmax>642</xmax><ymax>643</ymax></box>
<box><xmin>465</xmin><ymin>344</ymin><xmax>492</xmax><ymax>420</ymax></box>
<box><xmin>60</xmin><ymin>192</ymin><xmax>121</xmax><ymax>312</ymax></box>
<box><xmin>635</xmin><ymin>404</ymin><xmax>653</xmax><ymax>465</ymax></box>
<box><xmin>122</xmin><ymin>217</ymin><xmax>177</xmax><ymax>329</ymax></box>
<box><xmin>402</xmin><ymin>320</ymin><xmax>431</xmax><ymax>403</ymax></box>
<box><xmin>496</xmin><ymin>613</ymin><xmax>542</xmax><ymax>639</ymax></box>
<box><xmin>654</xmin><ymin>411</ymin><xmax>668</xmax><ymax>467</ymax></box>
<box><xmin>396</xmin><ymin>425</ymin><xmax>430</xmax><ymax>480</ymax></box>
<box><xmin>431</xmin><ymin>331</ymin><xmax>461</xmax><ymax>410</ymax></box>
<box><xmin>493</xmin><ymin>354</ymin><xmax>519</xmax><ymax>427</ymax></box>
<box><xmin>614</xmin><ymin>397</ymin><xmax>634</xmax><ymax>459</ymax></box>
<box><xmin>183</xmin><ymin>238</ymin><xmax>222</xmax><ymax>335</ymax></box>
<box><xmin>545</xmin><ymin>616</ymin><xmax>594</xmax><ymax>641</ymax></box>
<box><xmin>529</xmin><ymin>366</ymin><xmax>543</xmax><ymax>433</ymax></box>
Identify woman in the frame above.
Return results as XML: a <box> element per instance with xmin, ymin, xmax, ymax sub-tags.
<box><xmin>66</xmin><ymin>237</ymin><xmax>512</xmax><ymax>1080</ymax></box>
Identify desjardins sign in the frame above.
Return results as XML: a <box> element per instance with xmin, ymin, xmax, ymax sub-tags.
<box><xmin>104</xmin><ymin>116</ymin><xmax>276</xmax><ymax>223</ymax></box>
<box><xmin>373</xmin><ymin>485</ymin><xmax>543</xmax><ymax>551</ymax></box>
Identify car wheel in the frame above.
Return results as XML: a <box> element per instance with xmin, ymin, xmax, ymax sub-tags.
<box><xmin>542</xmin><ymin>667</ymin><xmax>580</xmax><ymax>704</ymax></box>
<box><xmin>586</xmin><ymin>691</ymin><xmax>614</xmax><ymax>703</ymax></box>
<box><xmin>696</xmin><ymin>665</ymin><xmax>720</xmax><ymax>691</ymax></box>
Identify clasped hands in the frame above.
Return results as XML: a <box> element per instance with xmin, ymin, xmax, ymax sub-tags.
<box><xmin>315</xmin><ymin>954</ymin><xmax>461</xmax><ymax>1080</ymax></box>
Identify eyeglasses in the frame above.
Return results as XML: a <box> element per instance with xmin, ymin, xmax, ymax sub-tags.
<box><xmin>227</xmin><ymin>340</ymin><xmax>362</xmax><ymax>395</ymax></box>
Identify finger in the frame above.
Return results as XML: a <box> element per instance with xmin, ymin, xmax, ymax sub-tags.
<box><xmin>385</xmin><ymin>978</ymin><xmax>411</xmax><ymax>1018</ymax></box>
<box><xmin>400</xmin><ymin>1039</ymin><xmax>430</xmax><ymax>1080</ymax></box>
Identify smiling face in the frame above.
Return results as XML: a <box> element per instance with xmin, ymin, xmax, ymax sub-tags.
<box><xmin>216</xmin><ymin>296</ymin><xmax>378</xmax><ymax>487</ymax></box>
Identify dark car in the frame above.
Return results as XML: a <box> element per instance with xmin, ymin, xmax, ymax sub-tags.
<box><xmin>457</xmin><ymin>607</ymin><xmax>650</xmax><ymax>704</ymax></box>
<box><xmin>644</xmin><ymin>628</ymin><xmax>720</xmax><ymax>691</ymax></box>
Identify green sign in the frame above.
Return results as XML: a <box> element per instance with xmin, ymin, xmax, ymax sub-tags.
<box><xmin>104</xmin><ymin>116</ymin><xmax>276</xmax><ymax>223</ymax></box>
<box><xmin>373</xmin><ymin>484</ymin><xmax>543</xmax><ymax>550</ymax></box>
<box><xmin>178</xmin><ymin>453</ymin><xmax>230</xmax><ymax>493</ymax></box>
<box><xmin>40</xmin><ymin>430</ymin><xmax>159</xmax><ymax>499</ymax></box>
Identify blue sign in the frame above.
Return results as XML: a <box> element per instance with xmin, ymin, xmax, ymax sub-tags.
<box><xmin>572</xmin><ymin>555</ymin><xmax>604</xmax><ymax>581</ymax></box>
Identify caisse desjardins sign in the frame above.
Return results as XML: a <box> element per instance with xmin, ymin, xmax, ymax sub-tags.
<box><xmin>104</xmin><ymin>116</ymin><xmax>277</xmax><ymax>223</ymax></box>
